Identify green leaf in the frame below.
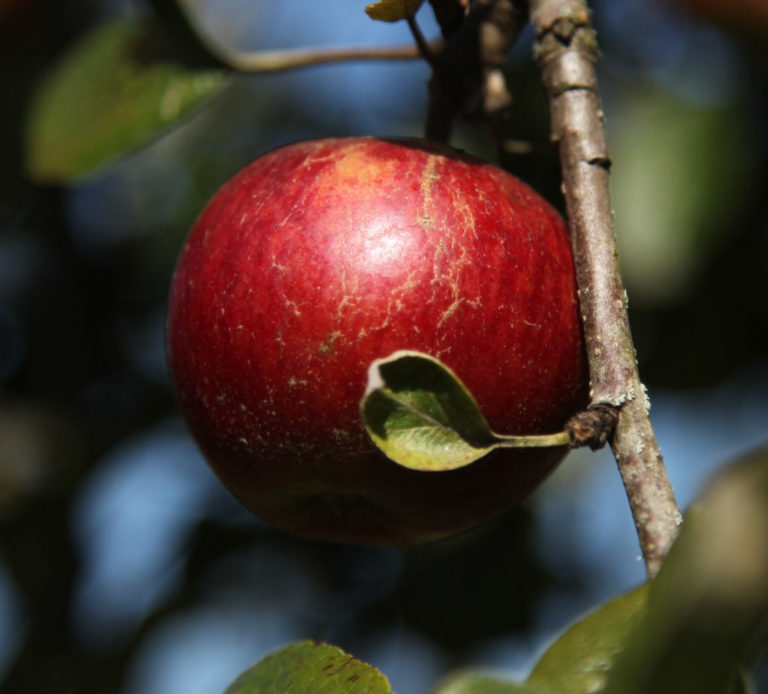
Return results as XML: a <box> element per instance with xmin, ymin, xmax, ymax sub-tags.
<box><xmin>433</xmin><ymin>671</ymin><xmax>547</xmax><ymax>694</ymax></box>
<box><xmin>365</xmin><ymin>0</ymin><xmax>425</xmax><ymax>22</ymax></box>
<box><xmin>603</xmin><ymin>446</ymin><xmax>768</xmax><ymax>694</ymax></box>
<box><xmin>360</xmin><ymin>351</ymin><xmax>570</xmax><ymax>472</ymax></box>
<box><xmin>609</xmin><ymin>85</ymin><xmax>748</xmax><ymax>304</ymax></box>
<box><xmin>224</xmin><ymin>641</ymin><xmax>394</xmax><ymax>694</ymax></box>
<box><xmin>25</xmin><ymin>20</ymin><xmax>227</xmax><ymax>183</ymax></box>
<box><xmin>526</xmin><ymin>585</ymin><xmax>649</xmax><ymax>694</ymax></box>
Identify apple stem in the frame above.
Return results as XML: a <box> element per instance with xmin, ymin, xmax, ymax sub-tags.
<box><xmin>529</xmin><ymin>0</ymin><xmax>683</xmax><ymax>578</ymax></box>
<box><xmin>423</xmin><ymin>0</ymin><xmax>529</xmax><ymax>143</ymax></box>
<box><xmin>407</xmin><ymin>13</ymin><xmax>438</xmax><ymax>67</ymax></box>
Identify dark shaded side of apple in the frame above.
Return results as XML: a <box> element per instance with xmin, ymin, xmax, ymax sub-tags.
<box><xmin>166</xmin><ymin>137</ymin><xmax>588</xmax><ymax>545</ymax></box>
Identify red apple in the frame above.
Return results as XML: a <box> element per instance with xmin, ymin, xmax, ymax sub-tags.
<box><xmin>166</xmin><ymin>137</ymin><xmax>587</xmax><ymax>545</ymax></box>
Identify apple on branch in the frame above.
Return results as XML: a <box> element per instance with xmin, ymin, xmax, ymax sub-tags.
<box><xmin>166</xmin><ymin>137</ymin><xmax>588</xmax><ymax>545</ymax></box>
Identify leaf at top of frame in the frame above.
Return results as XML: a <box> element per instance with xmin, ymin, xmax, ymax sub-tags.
<box><xmin>365</xmin><ymin>0</ymin><xmax>425</xmax><ymax>22</ymax></box>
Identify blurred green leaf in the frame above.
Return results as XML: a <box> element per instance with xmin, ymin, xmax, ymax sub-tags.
<box><xmin>25</xmin><ymin>20</ymin><xmax>227</xmax><ymax>183</ymax></box>
<box><xmin>224</xmin><ymin>641</ymin><xmax>394</xmax><ymax>694</ymax></box>
<box><xmin>365</xmin><ymin>0</ymin><xmax>425</xmax><ymax>22</ymax></box>
<box><xmin>609</xmin><ymin>85</ymin><xmax>747</xmax><ymax>305</ymax></box>
<box><xmin>433</xmin><ymin>671</ymin><xmax>545</xmax><ymax>694</ymax></box>
<box><xmin>526</xmin><ymin>585</ymin><xmax>649</xmax><ymax>694</ymax></box>
<box><xmin>360</xmin><ymin>351</ymin><xmax>569</xmax><ymax>472</ymax></box>
<box><xmin>603</xmin><ymin>446</ymin><xmax>768</xmax><ymax>694</ymax></box>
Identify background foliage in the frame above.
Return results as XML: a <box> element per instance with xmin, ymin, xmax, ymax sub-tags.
<box><xmin>1</xmin><ymin>0</ymin><xmax>767</xmax><ymax>692</ymax></box>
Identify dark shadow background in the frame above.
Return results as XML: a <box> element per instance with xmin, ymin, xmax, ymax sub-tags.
<box><xmin>1</xmin><ymin>1</ymin><xmax>767</xmax><ymax>692</ymax></box>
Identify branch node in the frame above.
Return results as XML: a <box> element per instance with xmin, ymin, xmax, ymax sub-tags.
<box><xmin>552</xmin><ymin>17</ymin><xmax>578</xmax><ymax>42</ymax></box>
<box><xmin>587</xmin><ymin>154</ymin><xmax>611</xmax><ymax>170</ymax></box>
<box><xmin>567</xmin><ymin>404</ymin><xmax>618</xmax><ymax>450</ymax></box>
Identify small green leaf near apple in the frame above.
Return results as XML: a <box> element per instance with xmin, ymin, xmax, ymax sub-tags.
<box><xmin>361</xmin><ymin>350</ymin><xmax>571</xmax><ymax>472</ymax></box>
<box><xmin>166</xmin><ymin>136</ymin><xmax>588</xmax><ymax>545</ymax></box>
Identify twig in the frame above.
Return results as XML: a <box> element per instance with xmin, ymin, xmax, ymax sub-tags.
<box><xmin>528</xmin><ymin>0</ymin><xmax>682</xmax><ymax>577</ymax></box>
<box><xmin>149</xmin><ymin>0</ymin><xmax>431</xmax><ymax>73</ymax></box>
<box><xmin>203</xmin><ymin>40</ymin><xmax>425</xmax><ymax>74</ymax></box>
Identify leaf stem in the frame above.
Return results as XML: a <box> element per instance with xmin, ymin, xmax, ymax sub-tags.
<box><xmin>529</xmin><ymin>0</ymin><xmax>683</xmax><ymax>577</ymax></box>
<box><xmin>496</xmin><ymin>431</ymin><xmax>572</xmax><ymax>448</ymax></box>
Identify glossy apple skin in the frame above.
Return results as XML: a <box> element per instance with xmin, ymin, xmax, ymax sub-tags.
<box><xmin>167</xmin><ymin>137</ymin><xmax>588</xmax><ymax>545</ymax></box>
